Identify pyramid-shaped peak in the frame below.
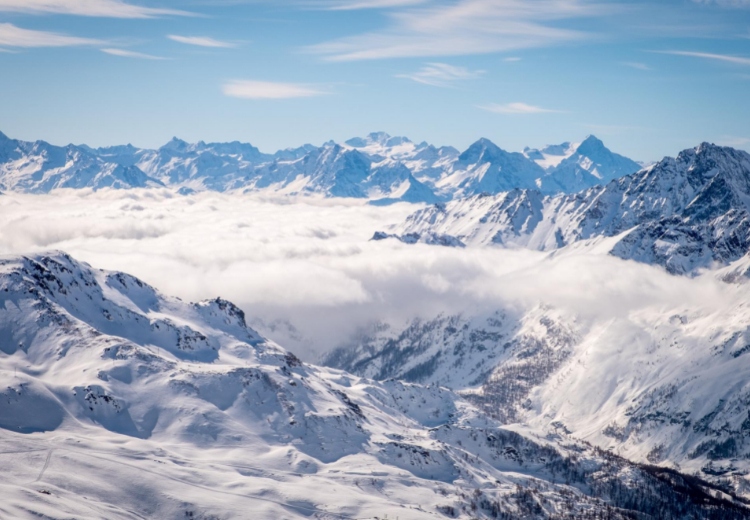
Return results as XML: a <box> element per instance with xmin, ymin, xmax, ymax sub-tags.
<box><xmin>467</xmin><ymin>137</ymin><xmax>501</xmax><ymax>152</ymax></box>
<box><xmin>575</xmin><ymin>135</ymin><xmax>606</xmax><ymax>154</ymax></box>
<box><xmin>469</xmin><ymin>137</ymin><xmax>501</xmax><ymax>150</ymax></box>
<box><xmin>160</xmin><ymin>136</ymin><xmax>190</xmax><ymax>152</ymax></box>
<box><xmin>458</xmin><ymin>138</ymin><xmax>505</xmax><ymax>164</ymax></box>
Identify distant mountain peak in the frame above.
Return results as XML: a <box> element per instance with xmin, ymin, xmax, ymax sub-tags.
<box><xmin>367</xmin><ymin>131</ymin><xmax>391</xmax><ymax>141</ymax></box>
<box><xmin>459</xmin><ymin>137</ymin><xmax>502</xmax><ymax>161</ymax></box>
<box><xmin>159</xmin><ymin>136</ymin><xmax>191</xmax><ymax>153</ymax></box>
<box><xmin>345</xmin><ymin>131</ymin><xmax>412</xmax><ymax>149</ymax></box>
<box><xmin>575</xmin><ymin>134</ymin><xmax>606</xmax><ymax>155</ymax></box>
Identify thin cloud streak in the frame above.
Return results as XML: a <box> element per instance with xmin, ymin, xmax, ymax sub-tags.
<box><xmin>0</xmin><ymin>0</ymin><xmax>192</xmax><ymax>18</ymax></box>
<box><xmin>396</xmin><ymin>62</ymin><xmax>484</xmax><ymax>87</ymax></box>
<box><xmin>693</xmin><ymin>0</ymin><xmax>750</xmax><ymax>6</ymax></box>
<box><xmin>0</xmin><ymin>23</ymin><xmax>104</xmax><ymax>48</ymax></box>
<box><xmin>479</xmin><ymin>102</ymin><xmax>564</xmax><ymax>114</ymax></box>
<box><xmin>168</xmin><ymin>35</ymin><xmax>237</xmax><ymax>48</ymax></box>
<box><xmin>222</xmin><ymin>80</ymin><xmax>325</xmax><ymax>99</ymax></box>
<box><xmin>101</xmin><ymin>48</ymin><xmax>166</xmax><ymax>60</ymax></box>
<box><xmin>655</xmin><ymin>50</ymin><xmax>750</xmax><ymax>66</ymax></box>
<box><xmin>307</xmin><ymin>0</ymin><xmax>620</xmax><ymax>61</ymax></box>
<box><xmin>717</xmin><ymin>135</ymin><xmax>750</xmax><ymax>149</ymax></box>
<box><xmin>622</xmin><ymin>61</ymin><xmax>651</xmax><ymax>70</ymax></box>
<box><xmin>326</xmin><ymin>0</ymin><xmax>428</xmax><ymax>9</ymax></box>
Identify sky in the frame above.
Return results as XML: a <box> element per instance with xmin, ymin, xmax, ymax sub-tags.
<box><xmin>0</xmin><ymin>0</ymin><xmax>749</xmax><ymax>161</ymax></box>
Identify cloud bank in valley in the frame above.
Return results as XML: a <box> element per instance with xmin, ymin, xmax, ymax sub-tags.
<box><xmin>0</xmin><ymin>189</ymin><xmax>741</xmax><ymax>359</ymax></box>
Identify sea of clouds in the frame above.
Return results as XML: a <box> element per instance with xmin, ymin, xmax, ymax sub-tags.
<box><xmin>0</xmin><ymin>188</ymin><xmax>742</xmax><ymax>359</ymax></box>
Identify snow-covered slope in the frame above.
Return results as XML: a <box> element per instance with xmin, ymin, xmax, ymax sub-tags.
<box><xmin>323</xmin><ymin>269</ymin><xmax>750</xmax><ymax>492</ymax></box>
<box><xmin>397</xmin><ymin>142</ymin><xmax>750</xmax><ymax>274</ymax></box>
<box><xmin>0</xmin><ymin>130</ymin><xmax>640</xmax><ymax>200</ymax></box>
<box><xmin>1</xmin><ymin>251</ymin><xmax>746</xmax><ymax>519</ymax></box>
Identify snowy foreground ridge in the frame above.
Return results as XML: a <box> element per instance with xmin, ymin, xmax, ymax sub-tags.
<box><xmin>1</xmin><ymin>252</ymin><xmax>749</xmax><ymax>519</ymax></box>
<box><xmin>0</xmin><ymin>130</ymin><xmax>640</xmax><ymax>203</ymax></box>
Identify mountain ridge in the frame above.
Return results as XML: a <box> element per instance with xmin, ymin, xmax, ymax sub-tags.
<box><xmin>2</xmin><ymin>251</ymin><xmax>746</xmax><ymax>518</ymax></box>
<box><xmin>393</xmin><ymin>141</ymin><xmax>750</xmax><ymax>274</ymax></box>
<box><xmin>0</xmin><ymin>130</ymin><xmax>643</xmax><ymax>203</ymax></box>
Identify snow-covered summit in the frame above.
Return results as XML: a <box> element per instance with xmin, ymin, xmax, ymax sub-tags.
<box><xmin>436</xmin><ymin>138</ymin><xmax>546</xmax><ymax>197</ymax></box>
<box><xmin>523</xmin><ymin>135</ymin><xmax>642</xmax><ymax>192</ymax></box>
<box><xmin>345</xmin><ymin>131</ymin><xmax>413</xmax><ymax>150</ymax></box>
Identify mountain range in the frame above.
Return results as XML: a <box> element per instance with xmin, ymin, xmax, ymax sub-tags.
<box><xmin>386</xmin><ymin>142</ymin><xmax>750</xmax><ymax>275</ymax></box>
<box><xmin>3</xmin><ymin>252</ymin><xmax>746</xmax><ymax>518</ymax></box>
<box><xmin>6</xmin><ymin>132</ymin><xmax>750</xmax><ymax>517</ymax></box>
<box><xmin>0</xmin><ymin>130</ymin><xmax>641</xmax><ymax>203</ymax></box>
<box><xmin>320</xmin><ymin>139</ymin><xmax>750</xmax><ymax>502</ymax></box>
<box><xmin>324</xmin><ymin>285</ymin><xmax>750</xmax><ymax>491</ymax></box>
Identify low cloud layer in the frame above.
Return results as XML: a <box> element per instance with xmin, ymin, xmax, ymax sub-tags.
<box><xmin>0</xmin><ymin>189</ymin><xmax>740</xmax><ymax>359</ymax></box>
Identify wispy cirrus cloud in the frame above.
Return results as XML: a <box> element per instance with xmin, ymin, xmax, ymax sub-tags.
<box><xmin>622</xmin><ymin>61</ymin><xmax>651</xmax><ymax>70</ymax></box>
<box><xmin>479</xmin><ymin>102</ymin><xmax>564</xmax><ymax>114</ymax></box>
<box><xmin>693</xmin><ymin>0</ymin><xmax>750</xmax><ymax>6</ymax></box>
<box><xmin>324</xmin><ymin>0</ymin><xmax>428</xmax><ymax>9</ymax></box>
<box><xmin>222</xmin><ymin>80</ymin><xmax>325</xmax><ymax>99</ymax></box>
<box><xmin>0</xmin><ymin>0</ymin><xmax>192</xmax><ymax>18</ymax></box>
<box><xmin>307</xmin><ymin>0</ymin><xmax>619</xmax><ymax>61</ymax></box>
<box><xmin>717</xmin><ymin>135</ymin><xmax>750</xmax><ymax>149</ymax></box>
<box><xmin>655</xmin><ymin>50</ymin><xmax>750</xmax><ymax>66</ymax></box>
<box><xmin>101</xmin><ymin>48</ymin><xmax>166</xmax><ymax>60</ymax></box>
<box><xmin>396</xmin><ymin>62</ymin><xmax>484</xmax><ymax>87</ymax></box>
<box><xmin>0</xmin><ymin>23</ymin><xmax>104</xmax><ymax>48</ymax></box>
<box><xmin>167</xmin><ymin>35</ymin><xmax>237</xmax><ymax>48</ymax></box>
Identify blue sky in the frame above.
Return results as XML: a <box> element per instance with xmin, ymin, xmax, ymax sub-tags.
<box><xmin>0</xmin><ymin>0</ymin><xmax>749</xmax><ymax>161</ymax></box>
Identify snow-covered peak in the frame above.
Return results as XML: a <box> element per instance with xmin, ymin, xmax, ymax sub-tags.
<box><xmin>457</xmin><ymin>137</ymin><xmax>503</xmax><ymax>164</ymax></box>
<box><xmin>345</xmin><ymin>131</ymin><xmax>413</xmax><ymax>149</ymax></box>
<box><xmin>575</xmin><ymin>134</ymin><xmax>606</xmax><ymax>154</ymax></box>
<box><xmin>0</xmin><ymin>251</ymin><xmax>263</xmax><ymax>361</ymax></box>
<box><xmin>159</xmin><ymin>136</ymin><xmax>190</xmax><ymax>153</ymax></box>
<box><xmin>439</xmin><ymin>139</ymin><xmax>545</xmax><ymax>197</ymax></box>
<box><xmin>537</xmin><ymin>135</ymin><xmax>641</xmax><ymax>192</ymax></box>
<box><xmin>0</xmin><ymin>129</ymin><xmax>640</xmax><ymax>197</ymax></box>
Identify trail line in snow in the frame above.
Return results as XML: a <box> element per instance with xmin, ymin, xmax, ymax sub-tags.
<box><xmin>34</xmin><ymin>449</ymin><xmax>53</xmax><ymax>483</ymax></box>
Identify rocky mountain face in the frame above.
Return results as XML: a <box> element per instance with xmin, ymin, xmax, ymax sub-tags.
<box><xmin>323</xmin><ymin>286</ymin><xmax>750</xmax><ymax>496</ymax></box>
<box><xmin>0</xmin><ymin>130</ymin><xmax>639</xmax><ymax>203</ymax></box>
<box><xmin>1</xmin><ymin>252</ymin><xmax>747</xmax><ymax>519</ymax></box>
<box><xmin>395</xmin><ymin>142</ymin><xmax>750</xmax><ymax>274</ymax></box>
